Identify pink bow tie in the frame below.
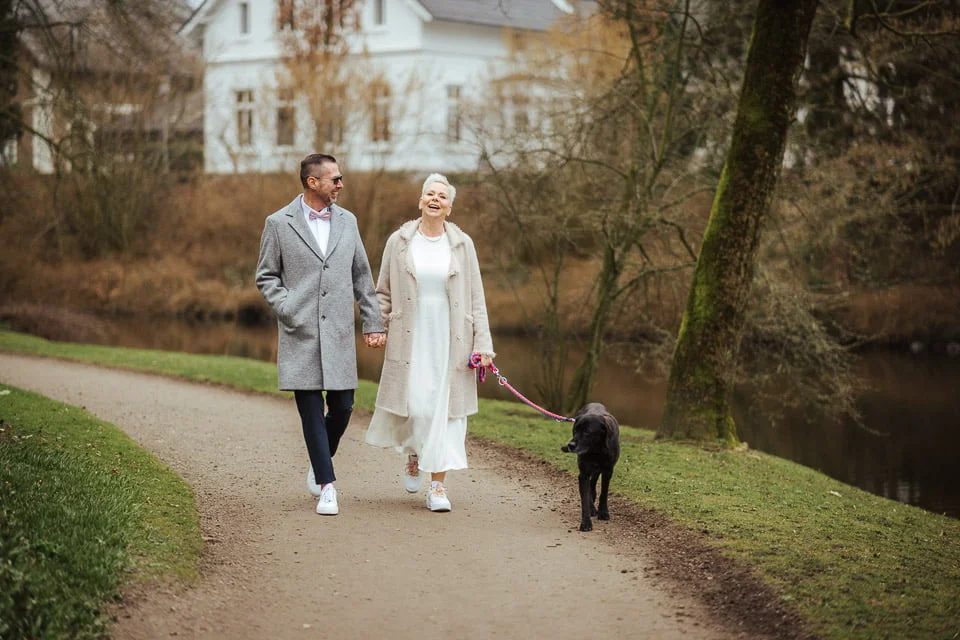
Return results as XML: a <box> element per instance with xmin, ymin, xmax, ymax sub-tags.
<box><xmin>309</xmin><ymin>209</ymin><xmax>331</xmax><ymax>221</ymax></box>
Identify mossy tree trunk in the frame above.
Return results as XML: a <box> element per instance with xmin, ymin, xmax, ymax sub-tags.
<box><xmin>657</xmin><ymin>0</ymin><xmax>820</xmax><ymax>444</ymax></box>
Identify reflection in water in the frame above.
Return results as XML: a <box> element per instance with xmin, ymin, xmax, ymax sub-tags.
<box><xmin>90</xmin><ymin>317</ymin><xmax>960</xmax><ymax>519</ymax></box>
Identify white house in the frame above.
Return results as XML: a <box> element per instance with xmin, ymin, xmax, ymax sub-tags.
<box><xmin>180</xmin><ymin>0</ymin><xmax>576</xmax><ymax>173</ymax></box>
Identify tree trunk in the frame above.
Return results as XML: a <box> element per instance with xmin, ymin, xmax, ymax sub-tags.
<box><xmin>0</xmin><ymin>0</ymin><xmax>22</xmax><ymax>148</ymax></box>
<box><xmin>657</xmin><ymin>0</ymin><xmax>819</xmax><ymax>443</ymax></box>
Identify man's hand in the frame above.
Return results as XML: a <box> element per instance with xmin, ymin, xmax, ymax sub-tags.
<box><xmin>364</xmin><ymin>332</ymin><xmax>386</xmax><ymax>349</ymax></box>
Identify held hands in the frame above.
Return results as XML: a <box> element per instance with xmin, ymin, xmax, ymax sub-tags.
<box><xmin>364</xmin><ymin>332</ymin><xmax>387</xmax><ymax>349</ymax></box>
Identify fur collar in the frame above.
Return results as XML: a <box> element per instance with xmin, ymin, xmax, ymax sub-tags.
<box><xmin>397</xmin><ymin>219</ymin><xmax>466</xmax><ymax>247</ymax></box>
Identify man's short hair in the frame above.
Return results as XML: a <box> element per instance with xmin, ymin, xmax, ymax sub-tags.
<box><xmin>300</xmin><ymin>153</ymin><xmax>338</xmax><ymax>188</ymax></box>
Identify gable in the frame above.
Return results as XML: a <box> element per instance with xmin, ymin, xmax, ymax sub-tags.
<box><xmin>179</xmin><ymin>0</ymin><xmax>225</xmax><ymax>37</ymax></box>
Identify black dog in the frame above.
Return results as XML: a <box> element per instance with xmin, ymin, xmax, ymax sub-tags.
<box><xmin>561</xmin><ymin>403</ymin><xmax>620</xmax><ymax>532</ymax></box>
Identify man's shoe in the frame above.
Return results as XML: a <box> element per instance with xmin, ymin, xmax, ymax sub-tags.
<box><xmin>426</xmin><ymin>483</ymin><xmax>451</xmax><ymax>512</ymax></box>
<box><xmin>307</xmin><ymin>467</ymin><xmax>323</xmax><ymax>497</ymax></box>
<box><xmin>316</xmin><ymin>484</ymin><xmax>339</xmax><ymax>515</ymax></box>
<box><xmin>404</xmin><ymin>454</ymin><xmax>421</xmax><ymax>493</ymax></box>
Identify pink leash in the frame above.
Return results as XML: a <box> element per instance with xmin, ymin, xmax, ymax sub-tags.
<box><xmin>468</xmin><ymin>352</ymin><xmax>575</xmax><ymax>422</ymax></box>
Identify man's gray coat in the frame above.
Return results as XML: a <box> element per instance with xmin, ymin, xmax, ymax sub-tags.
<box><xmin>256</xmin><ymin>196</ymin><xmax>384</xmax><ymax>391</ymax></box>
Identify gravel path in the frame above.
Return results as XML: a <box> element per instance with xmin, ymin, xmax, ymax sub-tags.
<box><xmin>1</xmin><ymin>354</ymin><xmax>758</xmax><ymax>639</ymax></box>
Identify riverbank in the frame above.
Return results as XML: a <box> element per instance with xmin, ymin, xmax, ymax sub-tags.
<box><xmin>3</xmin><ymin>305</ymin><xmax>959</xmax><ymax>521</ymax></box>
<box><xmin>2</xmin><ymin>172</ymin><xmax>959</xmax><ymax>347</ymax></box>
<box><xmin>3</xmin><ymin>277</ymin><xmax>960</xmax><ymax>351</ymax></box>
<box><xmin>1</xmin><ymin>329</ymin><xmax>958</xmax><ymax>639</ymax></box>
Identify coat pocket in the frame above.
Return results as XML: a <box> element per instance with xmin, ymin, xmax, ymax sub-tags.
<box><xmin>385</xmin><ymin>309</ymin><xmax>404</xmax><ymax>362</ymax></box>
<box><xmin>455</xmin><ymin>313</ymin><xmax>475</xmax><ymax>370</ymax></box>
<box><xmin>279</xmin><ymin>289</ymin><xmax>301</xmax><ymax>328</ymax></box>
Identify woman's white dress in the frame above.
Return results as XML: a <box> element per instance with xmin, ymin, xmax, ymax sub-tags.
<box><xmin>365</xmin><ymin>230</ymin><xmax>469</xmax><ymax>473</ymax></box>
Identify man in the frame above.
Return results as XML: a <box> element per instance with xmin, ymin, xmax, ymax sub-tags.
<box><xmin>256</xmin><ymin>153</ymin><xmax>386</xmax><ymax>516</ymax></box>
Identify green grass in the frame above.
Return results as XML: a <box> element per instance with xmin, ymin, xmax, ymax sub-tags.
<box><xmin>475</xmin><ymin>412</ymin><xmax>960</xmax><ymax>639</ymax></box>
<box><xmin>2</xmin><ymin>329</ymin><xmax>959</xmax><ymax>639</ymax></box>
<box><xmin>0</xmin><ymin>380</ymin><xmax>201</xmax><ymax>638</ymax></box>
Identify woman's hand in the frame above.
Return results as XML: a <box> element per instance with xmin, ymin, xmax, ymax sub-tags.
<box><xmin>480</xmin><ymin>354</ymin><xmax>493</xmax><ymax>368</ymax></box>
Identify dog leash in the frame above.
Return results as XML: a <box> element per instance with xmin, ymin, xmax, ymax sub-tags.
<box><xmin>468</xmin><ymin>352</ymin><xmax>575</xmax><ymax>422</ymax></box>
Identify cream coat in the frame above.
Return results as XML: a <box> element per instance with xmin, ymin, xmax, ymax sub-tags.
<box><xmin>374</xmin><ymin>219</ymin><xmax>495</xmax><ymax>418</ymax></box>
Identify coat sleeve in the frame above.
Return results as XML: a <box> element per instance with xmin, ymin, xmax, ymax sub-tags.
<box><xmin>465</xmin><ymin>236</ymin><xmax>495</xmax><ymax>357</ymax></box>
<box><xmin>375</xmin><ymin>234</ymin><xmax>395</xmax><ymax>327</ymax></box>
<box><xmin>255</xmin><ymin>216</ymin><xmax>288</xmax><ymax>320</ymax></box>
<box><xmin>352</xmin><ymin>226</ymin><xmax>386</xmax><ymax>335</ymax></box>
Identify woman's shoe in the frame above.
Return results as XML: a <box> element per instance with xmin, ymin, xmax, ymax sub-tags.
<box><xmin>426</xmin><ymin>483</ymin><xmax>451</xmax><ymax>512</ymax></box>
<box><xmin>404</xmin><ymin>454</ymin><xmax>421</xmax><ymax>493</ymax></box>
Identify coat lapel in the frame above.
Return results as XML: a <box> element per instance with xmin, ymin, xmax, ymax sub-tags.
<box><xmin>398</xmin><ymin>220</ymin><xmax>418</xmax><ymax>279</ymax></box>
<box><xmin>285</xmin><ymin>195</ymin><xmax>324</xmax><ymax>260</ymax></box>
<box><xmin>446</xmin><ymin>222</ymin><xmax>464</xmax><ymax>278</ymax></box>
<box><xmin>324</xmin><ymin>204</ymin><xmax>346</xmax><ymax>259</ymax></box>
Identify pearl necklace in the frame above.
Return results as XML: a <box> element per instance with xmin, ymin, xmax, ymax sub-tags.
<box><xmin>417</xmin><ymin>223</ymin><xmax>444</xmax><ymax>242</ymax></box>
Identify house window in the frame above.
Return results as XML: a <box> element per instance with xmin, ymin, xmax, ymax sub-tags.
<box><xmin>370</xmin><ymin>82</ymin><xmax>391</xmax><ymax>143</ymax></box>
<box><xmin>236</xmin><ymin>90</ymin><xmax>255</xmax><ymax>146</ymax></box>
<box><xmin>323</xmin><ymin>86</ymin><xmax>346</xmax><ymax>146</ymax></box>
<box><xmin>278</xmin><ymin>0</ymin><xmax>295</xmax><ymax>30</ymax></box>
<box><xmin>239</xmin><ymin>2</ymin><xmax>250</xmax><ymax>35</ymax></box>
<box><xmin>511</xmin><ymin>94</ymin><xmax>531</xmax><ymax>133</ymax></box>
<box><xmin>373</xmin><ymin>0</ymin><xmax>385</xmax><ymax>26</ymax></box>
<box><xmin>276</xmin><ymin>89</ymin><xmax>295</xmax><ymax>147</ymax></box>
<box><xmin>446</xmin><ymin>85</ymin><xmax>462</xmax><ymax>143</ymax></box>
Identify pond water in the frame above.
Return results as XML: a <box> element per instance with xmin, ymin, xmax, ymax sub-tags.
<box><xmin>78</xmin><ymin>316</ymin><xmax>960</xmax><ymax>519</ymax></box>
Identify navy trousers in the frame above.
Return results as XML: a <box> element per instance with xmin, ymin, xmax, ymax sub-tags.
<box><xmin>294</xmin><ymin>389</ymin><xmax>355</xmax><ymax>485</ymax></box>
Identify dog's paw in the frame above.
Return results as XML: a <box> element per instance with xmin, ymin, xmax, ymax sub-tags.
<box><xmin>579</xmin><ymin>520</ymin><xmax>593</xmax><ymax>532</ymax></box>
<box><xmin>598</xmin><ymin>511</ymin><xmax>610</xmax><ymax>521</ymax></box>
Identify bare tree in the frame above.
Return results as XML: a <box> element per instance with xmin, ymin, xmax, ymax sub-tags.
<box><xmin>1</xmin><ymin>0</ymin><xmax>200</xmax><ymax>257</ymax></box>
<box><xmin>657</xmin><ymin>0</ymin><xmax>820</xmax><ymax>443</ymax></box>
<box><xmin>472</xmin><ymin>0</ymin><xmax>734</xmax><ymax>414</ymax></box>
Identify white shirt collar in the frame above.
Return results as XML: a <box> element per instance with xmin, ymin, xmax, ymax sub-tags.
<box><xmin>300</xmin><ymin>194</ymin><xmax>330</xmax><ymax>221</ymax></box>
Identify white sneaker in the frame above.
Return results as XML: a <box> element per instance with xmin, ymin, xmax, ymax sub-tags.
<box><xmin>426</xmin><ymin>483</ymin><xmax>451</xmax><ymax>512</ymax></box>
<box><xmin>307</xmin><ymin>467</ymin><xmax>323</xmax><ymax>497</ymax></box>
<box><xmin>403</xmin><ymin>455</ymin><xmax>421</xmax><ymax>493</ymax></box>
<box><xmin>316</xmin><ymin>484</ymin><xmax>339</xmax><ymax>515</ymax></box>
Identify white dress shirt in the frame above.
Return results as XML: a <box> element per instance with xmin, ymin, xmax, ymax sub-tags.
<box><xmin>300</xmin><ymin>194</ymin><xmax>331</xmax><ymax>256</ymax></box>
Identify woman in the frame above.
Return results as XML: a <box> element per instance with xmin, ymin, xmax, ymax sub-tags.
<box><xmin>365</xmin><ymin>173</ymin><xmax>495</xmax><ymax>512</ymax></box>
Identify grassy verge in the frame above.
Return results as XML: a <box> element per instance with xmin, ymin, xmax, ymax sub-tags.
<box><xmin>1</xmin><ymin>329</ymin><xmax>958</xmax><ymax>639</ymax></box>
<box><xmin>0</xmin><ymin>378</ymin><xmax>201</xmax><ymax>637</ymax></box>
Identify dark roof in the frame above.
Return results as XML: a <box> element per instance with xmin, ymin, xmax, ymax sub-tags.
<box><xmin>416</xmin><ymin>0</ymin><xmax>570</xmax><ymax>31</ymax></box>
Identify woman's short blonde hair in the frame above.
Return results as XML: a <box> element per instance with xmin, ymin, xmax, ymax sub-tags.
<box><xmin>421</xmin><ymin>173</ymin><xmax>456</xmax><ymax>204</ymax></box>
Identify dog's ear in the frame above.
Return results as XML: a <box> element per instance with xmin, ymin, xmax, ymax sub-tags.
<box><xmin>602</xmin><ymin>412</ymin><xmax>619</xmax><ymax>433</ymax></box>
